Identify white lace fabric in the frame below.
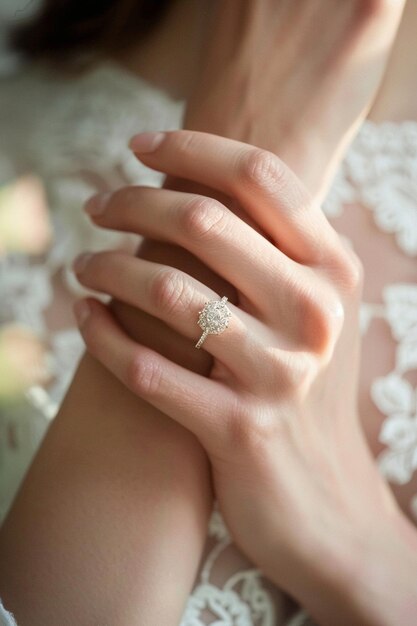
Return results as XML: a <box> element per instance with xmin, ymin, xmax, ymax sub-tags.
<box><xmin>0</xmin><ymin>60</ymin><xmax>416</xmax><ymax>625</ymax></box>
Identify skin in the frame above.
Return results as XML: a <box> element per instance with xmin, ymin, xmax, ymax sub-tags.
<box><xmin>0</xmin><ymin>0</ymin><xmax>410</xmax><ymax>624</ymax></box>
<box><xmin>113</xmin><ymin>0</ymin><xmax>407</xmax><ymax>369</ymax></box>
<box><xmin>184</xmin><ymin>0</ymin><xmax>407</xmax><ymax>199</ymax></box>
<box><xmin>75</xmin><ymin>128</ymin><xmax>417</xmax><ymax>625</ymax></box>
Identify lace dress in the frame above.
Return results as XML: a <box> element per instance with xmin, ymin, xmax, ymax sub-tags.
<box><xmin>0</xmin><ymin>60</ymin><xmax>416</xmax><ymax>626</ymax></box>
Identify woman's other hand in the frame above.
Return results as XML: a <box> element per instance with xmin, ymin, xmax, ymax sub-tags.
<box><xmin>186</xmin><ymin>0</ymin><xmax>405</xmax><ymax>200</ymax></box>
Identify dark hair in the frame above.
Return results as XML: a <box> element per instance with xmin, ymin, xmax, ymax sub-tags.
<box><xmin>9</xmin><ymin>0</ymin><xmax>173</xmax><ymax>72</ymax></box>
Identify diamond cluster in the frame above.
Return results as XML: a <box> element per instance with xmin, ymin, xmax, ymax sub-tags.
<box><xmin>198</xmin><ymin>296</ymin><xmax>232</xmax><ymax>335</ymax></box>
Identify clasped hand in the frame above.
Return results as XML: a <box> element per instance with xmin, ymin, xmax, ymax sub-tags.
<box><xmin>73</xmin><ymin>130</ymin><xmax>401</xmax><ymax>616</ymax></box>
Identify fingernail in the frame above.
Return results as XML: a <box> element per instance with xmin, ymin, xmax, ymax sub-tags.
<box><xmin>73</xmin><ymin>252</ymin><xmax>93</xmax><ymax>274</ymax></box>
<box><xmin>73</xmin><ymin>300</ymin><xmax>91</xmax><ymax>327</ymax></box>
<box><xmin>85</xmin><ymin>192</ymin><xmax>112</xmax><ymax>216</ymax></box>
<box><xmin>129</xmin><ymin>131</ymin><xmax>166</xmax><ymax>153</ymax></box>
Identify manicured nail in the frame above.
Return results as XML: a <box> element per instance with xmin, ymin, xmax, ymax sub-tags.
<box><xmin>73</xmin><ymin>252</ymin><xmax>93</xmax><ymax>274</ymax></box>
<box><xmin>73</xmin><ymin>300</ymin><xmax>91</xmax><ymax>327</ymax></box>
<box><xmin>85</xmin><ymin>192</ymin><xmax>112</xmax><ymax>216</ymax></box>
<box><xmin>129</xmin><ymin>131</ymin><xmax>166</xmax><ymax>153</ymax></box>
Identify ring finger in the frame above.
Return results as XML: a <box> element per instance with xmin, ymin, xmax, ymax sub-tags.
<box><xmin>73</xmin><ymin>250</ymin><xmax>265</xmax><ymax>382</ymax></box>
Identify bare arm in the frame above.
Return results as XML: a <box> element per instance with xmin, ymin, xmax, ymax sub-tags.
<box><xmin>0</xmin><ymin>354</ymin><xmax>212</xmax><ymax>625</ymax></box>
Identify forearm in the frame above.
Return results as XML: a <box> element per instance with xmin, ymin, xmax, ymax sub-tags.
<box><xmin>0</xmin><ymin>354</ymin><xmax>212</xmax><ymax>625</ymax></box>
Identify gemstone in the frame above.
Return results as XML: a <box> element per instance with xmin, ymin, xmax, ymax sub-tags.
<box><xmin>198</xmin><ymin>296</ymin><xmax>231</xmax><ymax>335</ymax></box>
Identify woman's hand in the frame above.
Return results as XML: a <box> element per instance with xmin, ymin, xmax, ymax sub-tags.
<box><xmin>74</xmin><ymin>130</ymin><xmax>417</xmax><ymax>625</ymax></box>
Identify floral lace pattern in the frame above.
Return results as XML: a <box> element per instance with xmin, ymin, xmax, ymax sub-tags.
<box><xmin>180</xmin><ymin>507</ymin><xmax>279</xmax><ymax>625</ymax></box>
<box><xmin>371</xmin><ymin>285</ymin><xmax>417</xmax><ymax>485</ymax></box>
<box><xmin>323</xmin><ymin>121</ymin><xmax>417</xmax><ymax>256</ymax></box>
<box><xmin>0</xmin><ymin>62</ymin><xmax>416</xmax><ymax>625</ymax></box>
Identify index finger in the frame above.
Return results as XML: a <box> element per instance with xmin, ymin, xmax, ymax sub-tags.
<box><xmin>129</xmin><ymin>129</ymin><xmax>340</xmax><ymax>265</ymax></box>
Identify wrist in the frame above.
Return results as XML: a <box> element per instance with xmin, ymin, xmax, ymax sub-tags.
<box><xmin>185</xmin><ymin>81</ymin><xmax>339</xmax><ymax>203</ymax></box>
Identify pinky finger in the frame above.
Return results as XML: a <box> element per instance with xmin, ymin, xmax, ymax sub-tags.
<box><xmin>73</xmin><ymin>298</ymin><xmax>234</xmax><ymax>448</ymax></box>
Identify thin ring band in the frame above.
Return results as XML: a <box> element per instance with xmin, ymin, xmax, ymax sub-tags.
<box><xmin>195</xmin><ymin>296</ymin><xmax>232</xmax><ymax>349</ymax></box>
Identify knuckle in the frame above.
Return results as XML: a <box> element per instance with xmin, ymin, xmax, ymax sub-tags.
<box><xmin>239</xmin><ymin>148</ymin><xmax>286</xmax><ymax>193</ymax></box>
<box><xmin>126</xmin><ymin>353</ymin><xmax>162</xmax><ymax>396</ymax></box>
<box><xmin>270</xmin><ymin>349</ymin><xmax>318</xmax><ymax>396</ymax></box>
<box><xmin>344</xmin><ymin>252</ymin><xmax>364</xmax><ymax>293</ymax></box>
<box><xmin>333</xmin><ymin>248</ymin><xmax>364</xmax><ymax>295</ymax></box>
<box><xmin>180</xmin><ymin>196</ymin><xmax>228</xmax><ymax>243</ymax></box>
<box><xmin>225</xmin><ymin>397</ymin><xmax>276</xmax><ymax>452</ymax></box>
<box><xmin>148</xmin><ymin>267</ymin><xmax>193</xmax><ymax>316</ymax></box>
<box><xmin>287</xmin><ymin>352</ymin><xmax>315</xmax><ymax>390</ymax></box>
<box><xmin>321</xmin><ymin>295</ymin><xmax>344</xmax><ymax>347</ymax></box>
<box><xmin>299</xmin><ymin>284</ymin><xmax>344</xmax><ymax>353</ymax></box>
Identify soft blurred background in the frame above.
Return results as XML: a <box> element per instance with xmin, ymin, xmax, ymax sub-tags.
<box><xmin>1</xmin><ymin>2</ymin><xmax>49</xmax><ymax>402</ymax></box>
<box><xmin>0</xmin><ymin>1</ymin><xmax>52</xmax><ymax>518</ymax></box>
<box><xmin>0</xmin><ymin>0</ymin><xmax>179</xmax><ymax>520</ymax></box>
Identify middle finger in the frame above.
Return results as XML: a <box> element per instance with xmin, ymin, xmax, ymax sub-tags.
<box><xmin>85</xmin><ymin>185</ymin><xmax>301</xmax><ymax>315</ymax></box>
